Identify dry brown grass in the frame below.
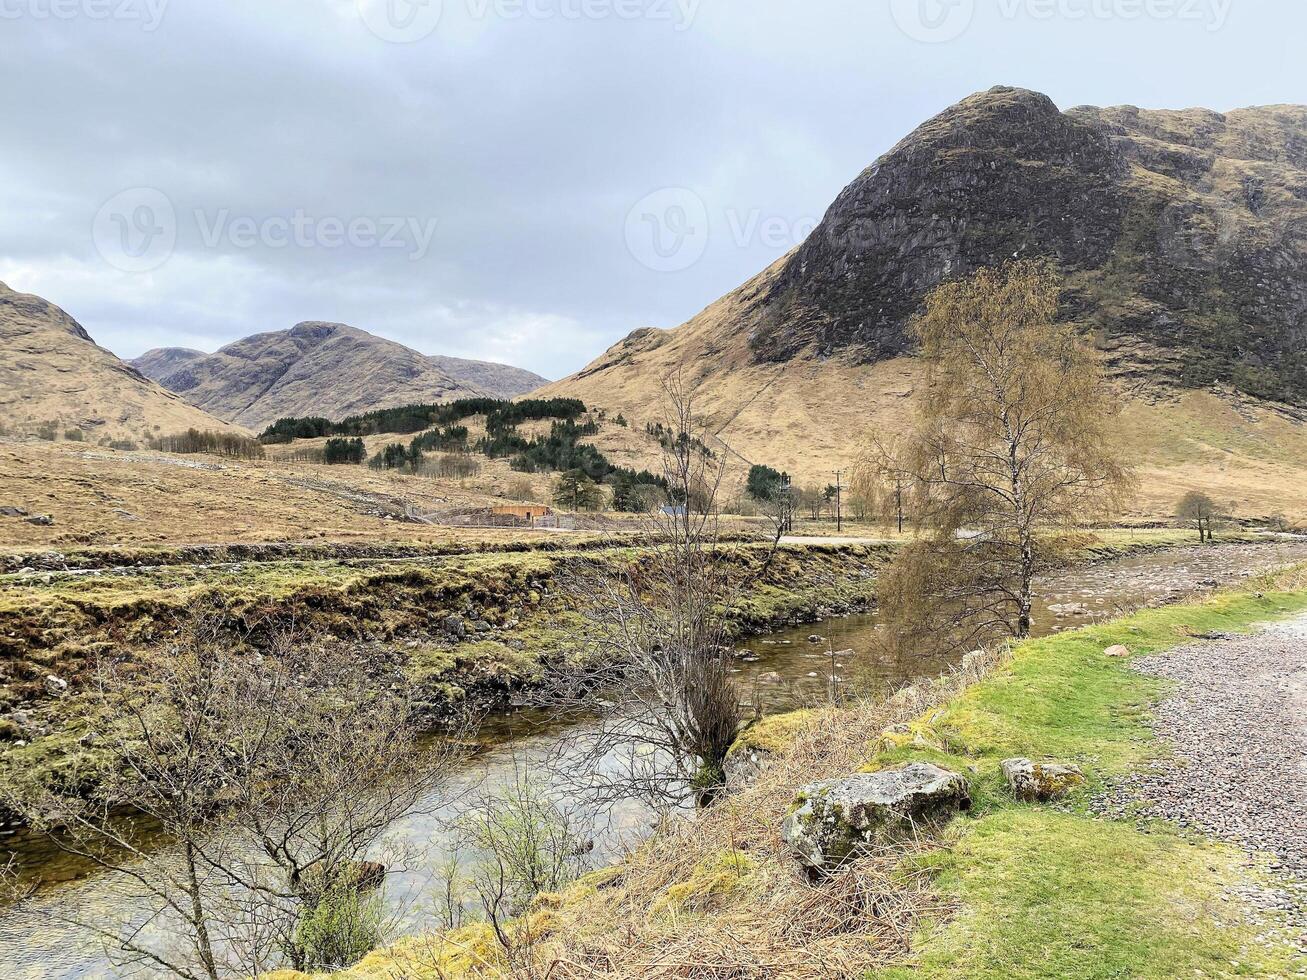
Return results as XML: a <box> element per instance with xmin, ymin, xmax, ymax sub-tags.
<box><xmin>0</xmin><ymin>439</ymin><xmax>587</xmax><ymax>550</ymax></box>
<box><xmin>545</xmin><ymin>330</ymin><xmax>1307</xmax><ymax>522</ymax></box>
<box><xmin>532</xmin><ymin>659</ymin><xmax>1003</xmax><ymax>979</ymax></box>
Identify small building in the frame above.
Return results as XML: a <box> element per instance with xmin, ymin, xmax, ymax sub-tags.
<box><xmin>491</xmin><ymin>503</ymin><xmax>553</xmax><ymax>525</ymax></box>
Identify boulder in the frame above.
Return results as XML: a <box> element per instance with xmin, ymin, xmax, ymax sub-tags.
<box><xmin>1103</xmin><ymin>644</ymin><xmax>1131</xmax><ymax>658</ymax></box>
<box><xmin>44</xmin><ymin>675</ymin><xmax>68</xmax><ymax>696</ymax></box>
<box><xmin>1001</xmin><ymin>757</ymin><xmax>1086</xmax><ymax>801</ymax></box>
<box><xmin>0</xmin><ymin>506</ymin><xmax>28</xmax><ymax>518</ymax></box>
<box><xmin>782</xmin><ymin>763</ymin><xmax>970</xmax><ymax>871</ymax></box>
<box><xmin>23</xmin><ymin>515</ymin><xmax>54</xmax><ymax>526</ymax></box>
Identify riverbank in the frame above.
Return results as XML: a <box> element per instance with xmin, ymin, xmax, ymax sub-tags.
<box><xmin>1</xmin><ymin>530</ymin><xmax>1296</xmax><ymax>827</ymax></box>
<box><xmin>0</xmin><ymin>540</ymin><xmax>891</xmax><ymax>814</ymax></box>
<box><xmin>304</xmin><ymin>564</ymin><xmax>1307</xmax><ymax>979</ymax></box>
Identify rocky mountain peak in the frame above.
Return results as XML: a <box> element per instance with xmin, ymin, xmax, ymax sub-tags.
<box><xmin>741</xmin><ymin>86</ymin><xmax>1306</xmax><ymax>402</ymax></box>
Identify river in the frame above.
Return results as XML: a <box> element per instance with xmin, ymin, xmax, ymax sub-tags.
<box><xmin>3</xmin><ymin>539</ymin><xmax>1306</xmax><ymax>979</ymax></box>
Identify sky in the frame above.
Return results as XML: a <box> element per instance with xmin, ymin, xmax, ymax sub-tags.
<box><xmin>1</xmin><ymin>0</ymin><xmax>1304</xmax><ymax>380</ymax></box>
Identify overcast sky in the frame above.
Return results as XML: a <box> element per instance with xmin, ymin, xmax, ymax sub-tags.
<box><xmin>2</xmin><ymin>0</ymin><xmax>1303</xmax><ymax>379</ymax></box>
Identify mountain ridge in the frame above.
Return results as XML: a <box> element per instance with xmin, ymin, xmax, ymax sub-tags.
<box><xmin>132</xmin><ymin>322</ymin><xmax>548</xmax><ymax>431</ymax></box>
<box><xmin>539</xmin><ymin>85</ymin><xmax>1307</xmax><ymax>507</ymax></box>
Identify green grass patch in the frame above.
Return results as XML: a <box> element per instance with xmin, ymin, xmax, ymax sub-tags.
<box><xmin>874</xmin><ymin>808</ymin><xmax>1303</xmax><ymax>980</ymax></box>
<box><xmin>727</xmin><ymin>709</ymin><xmax>818</xmax><ymax>757</ymax></box>
<box><xmin>870</xmin><ymin>579</ymin><xmax>1307</xmax><ymax>978</ymax></box>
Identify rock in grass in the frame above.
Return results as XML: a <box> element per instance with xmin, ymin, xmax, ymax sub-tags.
<box><xmin>782</xmin><ymin>763</ymin><xmax>971</xmax><ymax>871</ymax></box>
<box><xmin>1104</xmin><ymin>644</ymin><xmax>1131</xmax><ymax>657</ymax></box>
<box><xmin>1001</xmin><ymin>757</ymin><xmax>1086</xmax><ymax>802</ymax></box>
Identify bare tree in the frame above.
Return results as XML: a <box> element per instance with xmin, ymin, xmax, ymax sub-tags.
<box><xmin>855</xmin><ymin>434</ymin><xmax>910</xmax><ymax>534</ymax></box>
<box><xmin>1176</xmin><ymin>490</ymin><xmax>1219</xmax><ymax>543</ymax></box>
<box><xmin>877</xmin><ymin>260</ymin><xmax>1131</xmax><ymax>655</ymax></box>
<box><xmin>533</xmin><ymin>376</ymin><xmax>750</xmax><ymax>811</ymax></box>
<box><xmin>1</xmin><ymin>614</ymin><xmax>471</xmax><ymax>978</ymax></box>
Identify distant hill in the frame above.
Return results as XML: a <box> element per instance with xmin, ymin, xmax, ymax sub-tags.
<box><xmin>0</xmin><ymin>282</ymin><xmax>245</xmax><ymax>442</ymax></box>
<box><xmin>132</xmin><ymin>323</ymin><xmax>548</xmax><ymax>432</ymax></box>
<box><xmin>540</xmin><ymin>86</ymin><xmax>1307</xmax><ymax>515</ymax></box>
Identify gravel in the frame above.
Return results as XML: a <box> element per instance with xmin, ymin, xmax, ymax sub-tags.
<box><xmin>1094</xmin><ymin>615</ymin><xmax>1307</xmax><ymax>951</ymax></box>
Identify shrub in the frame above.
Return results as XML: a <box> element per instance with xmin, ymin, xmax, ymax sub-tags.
<box><xmin>293</xmin><ymin>879</ymin><xmax>387</xmax><ymax>970</ymax></box>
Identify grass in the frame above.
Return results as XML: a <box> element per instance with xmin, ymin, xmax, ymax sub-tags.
<box><xmin>875</xmin><ymin>810</ymin><xmax>1302</xmax><ymax>979</ymax></box>
<box><xmin>867</xmin><ymin>570</ymin><xmax>1307</xmax><ymax>979</ymax></box>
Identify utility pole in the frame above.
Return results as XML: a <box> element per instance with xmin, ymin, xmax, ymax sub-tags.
<box><xmin>834</xmin><ymin>469</ymin><xmax>843</xmax><ymax>533</ymax></box>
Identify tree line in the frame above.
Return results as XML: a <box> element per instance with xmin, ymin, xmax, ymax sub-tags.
<box><xmin>148</xmin><ymin>429</ymin><xmax>266</xmax><ymax>460</ymax></box>
<box><xmin>258</xmin><ymin>398</ymin><xmax>587</xmax><ymax>443</ymax></box>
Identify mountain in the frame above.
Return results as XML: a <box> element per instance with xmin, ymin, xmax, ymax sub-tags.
<box><xmin>427</xmin><ymin>354</ymin><xmax>550</xmax><ymax>402</ymax></box>
<box><xmin>0</xmin><ymin>282</ymin><xmax>245</xmax><ymax>442</ymax></box>
<box><xmin>540</xmin><ymin>86</ymin><xmax>1307</xmax><ymax>513</ymax></box>
<box><xmin>130</xmin><ymin>346</ymin><xmax>205</xmax><ymax>382</ymax></box>
<box><xmin>132</xmin><ymin>323</ymin><xmax>548</xmax><ymax>431</ymax></box>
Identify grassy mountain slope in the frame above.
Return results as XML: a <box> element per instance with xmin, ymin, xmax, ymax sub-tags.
<box><xmin>0</xmin><ymin>282</ymin><xmax>244</xmax><ymax>443</ymax></box>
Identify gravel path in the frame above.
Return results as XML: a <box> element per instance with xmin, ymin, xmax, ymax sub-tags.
<box><xmin>1096</xmin><ymin>614</ymin><xmax>1307</xmax><ymax>950</ymax></box>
